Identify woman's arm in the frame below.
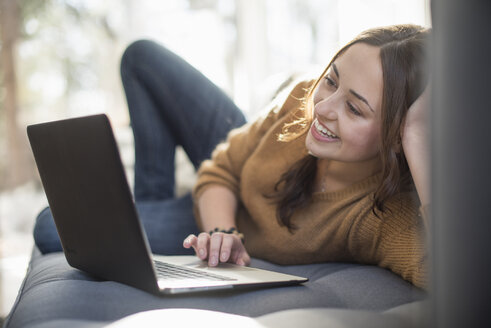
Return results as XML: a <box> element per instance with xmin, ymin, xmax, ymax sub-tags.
<box><xmin>402</xmin><ymin>86</ymin><xmax>431</xmax><ymax>207</ymax></box>
<box><xmin>185</xmin><ymin>80</ymin><xmax>313</xmax><ymax>267</ymax></box>
<box><xmin>184</xmin><ymin>185</ymin><xmax>250</xmax><ymax>266</ymax></box>
<box><xmin>196</xmin><ymin>185</ymin><xmax>238</xmax><ymax>231</ymax></box>
<box><xmin>348</xmin><ymin>192</ymin><xmax>428</xmax><ymax>288</ymax></box>
<box><xmin>348</xmin><ymin>88</ymin><xmax>431</xmax><ymax>288</ymax></box>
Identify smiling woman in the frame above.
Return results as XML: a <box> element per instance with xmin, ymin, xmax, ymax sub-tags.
<box><xmin>32</xmin><ymin>24</ymin><xmax>431</xmax><ymax>290</ymax></box>
<box><xmin>306</xmin><ymin>43</ymin><xmax>384</xmax><ymax>170</ymax></box>
<box><xmin>185</xmin><ymin>24</ymin><xmax>429</xmax><ymax>288</ymax></box>
<box><xmin>274</xmin><ymin>25</ymin><xmax>430</xmax><ymax>234</ymax></box>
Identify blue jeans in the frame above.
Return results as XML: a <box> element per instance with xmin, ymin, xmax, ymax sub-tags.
<box><xmin>34</xmin><ymin>40</ymin><xmax>246</xmax><ymax>254</ymax></box>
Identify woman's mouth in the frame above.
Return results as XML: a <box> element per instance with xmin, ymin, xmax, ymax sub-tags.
<box><xmin>312</xmin><ymin>119</ymin><xmax>339</xmax><ymax>140</ymax></box>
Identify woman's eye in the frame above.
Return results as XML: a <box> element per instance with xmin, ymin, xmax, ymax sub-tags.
<box><xmin>324</xmin><ymin>76</ymin><xmax>337</xmax><ymax>88</ymax></box>
<box><xmin>347</xmin><ymin>102</ymin><xmax>362</xmax><ymax>116</ymax></box>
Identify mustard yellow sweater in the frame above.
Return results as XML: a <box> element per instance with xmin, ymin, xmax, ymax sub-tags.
<box><xmin>193</xmin><ymin>81</ymin><xmax>427</xmax><ymax>288</ymax></box>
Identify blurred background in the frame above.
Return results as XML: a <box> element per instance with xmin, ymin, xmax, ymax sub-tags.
<box><xmin>0</xmin><ymin>0</ymin><xmax>430</xmax><ymax>318</ymax></box>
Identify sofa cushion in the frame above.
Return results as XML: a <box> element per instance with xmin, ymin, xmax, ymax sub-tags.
<box><xmin>5</xmin><ymin>251</ymin><xmax>426</xmax><ymax>328</ymax></box>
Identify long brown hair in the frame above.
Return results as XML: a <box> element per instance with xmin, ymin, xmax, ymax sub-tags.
<box><xmin>272</xmin><ymin>24</ymin><xmax>431</xmax><ymax>230</ymax></box>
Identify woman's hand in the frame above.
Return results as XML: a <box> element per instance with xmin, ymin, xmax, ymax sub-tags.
<box><xmin>183</xmin><ymin>232</ymin><xmax>251</xmax><ymax>267</ymax></box>
<box><xmin>402</xmin><ymin>85</ymin><xmax>431</xmax><ymax>206</ymax></box>
<box><xmin>402</xmin><ymin>85</ymin><xmax>430</xmax><ymax>143</ymax></box>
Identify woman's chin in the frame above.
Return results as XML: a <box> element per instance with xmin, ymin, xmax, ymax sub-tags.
<box><xmin>306</xmin><ymin>134</ymin><xmax>329</xmax><ymax>158</ymax></box>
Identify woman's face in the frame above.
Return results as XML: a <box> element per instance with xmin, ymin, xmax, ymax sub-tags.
<box><xmin>305</xmin><ymin>43</ymin><xmax>384</xmax><ymax>165</ymax></box>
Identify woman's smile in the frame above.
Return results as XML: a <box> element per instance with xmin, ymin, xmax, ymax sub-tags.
<box><xmin>310</xmin><ymin>118</ymin><xmax>340</xmax><ymax>142</ymax></box>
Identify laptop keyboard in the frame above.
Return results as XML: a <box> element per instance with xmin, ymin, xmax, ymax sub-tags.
<box><xmin>153</xmin><ymin>260</ymin><xmax>236</xmax><ymax>281</ymax></box>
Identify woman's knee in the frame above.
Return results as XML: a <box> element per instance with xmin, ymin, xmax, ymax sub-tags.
<box><xmin>33</xmin><ymin>207</ymin><xmax>63</xmax><ymax>254</ymax></box>
<box><xmin>121</xmin><ymin>39</ymin><xmax>154</xmax><ymax>76</ymax></box>
<box><xmin>120</xmin><ymin>39</ymin><xmax>170</xmax><ymax>76</ymax></box>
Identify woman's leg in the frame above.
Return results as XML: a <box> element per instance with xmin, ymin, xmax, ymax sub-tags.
<box><xmin>33</xmin><ymin>195</ymin><xmax>198</xmax><ymax>255</ymax></box>
<box><xmin>34</xmin><ymin>40</ymin><xmax>246</xmax><ymax>254</ymax></box>
<box><xmin>119</xmin><ymin>40</ymin><xmax>246</xmax><ymax>254</ymax></box>
<box><xmin>33</xmin><ymin>207</ymin><xmax>63</xmax><ymax>253</ymax></box>
<box><xmin>120</xmin><ymin>39</ymin><xmax>246</xmax><ymax>201</ymax></box>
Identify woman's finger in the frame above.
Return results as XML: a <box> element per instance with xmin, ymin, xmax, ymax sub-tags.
<box><xmin>182</xmin><ymin>234</ymin><xmax>197</xmax><ymax>249</ymax></box>
<box><xmin>235</xmin><ymin>248</ymin><xmax>251</xmax><ymax>266</ymax></box>
<box><xmin>208</xmin><ymin>233</ymin><xmax>223</xmax><ymax>266</ymax></box>
<box><xmin>219</xmin><ymin>234</ymin><xmax>234</xmax><ymax>263</ymax></box>
<box><xmin>226</xmin><ymin>238</ymin><xmax>248</xmax><ymax>266</ymax></box>
<box><xmin>242</xmin><ymin>251</ymin><xmax>251</xmax><ymax>266</ymax></box>
<box><xmin>196</xmin><ymin>232</ymin><xmax>210</xmax><ymax>260</ymax></box>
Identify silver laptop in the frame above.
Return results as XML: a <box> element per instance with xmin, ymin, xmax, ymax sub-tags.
<box><xmin>27</xmin><ymin>114</ymin><xmax>308</xmax><ymax>295</ymax></box>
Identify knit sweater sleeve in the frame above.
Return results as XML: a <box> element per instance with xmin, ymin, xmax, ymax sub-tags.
<box><xmin>192</xmin><ymin>80</ymin><xmax>312</xmax><ymax>201</ymax></box>
<box><xmin>348</xmin><ymin>193</ymin><xmax>428</xmax><ymax>289</ymax></box>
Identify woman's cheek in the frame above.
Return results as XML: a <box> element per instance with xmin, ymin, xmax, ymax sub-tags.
<box><xmin>349</xmin><ymin>126</ymin><xmax>376</xmax><ymax>148</ymax></box>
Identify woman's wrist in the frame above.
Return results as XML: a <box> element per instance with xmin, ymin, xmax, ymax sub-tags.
<box><xmin>402</xmin><ymin>132</ymin><xmax>430</xmax><ymax>206</ymax></box>
<box><xmin>198</xmin><ymin>185</ymin><xmax>239</xmax><ymax>232</ymax></box>
<box><xmin>208</xmin><ymin>227</ymin><xmax>245</xmax><ymax>243</ymax></box>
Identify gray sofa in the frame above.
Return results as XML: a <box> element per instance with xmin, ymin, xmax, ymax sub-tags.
<box><xmin>5</xmin><ymin>247</ymin><xmax>426</xmax><ymax>328</ymax></box>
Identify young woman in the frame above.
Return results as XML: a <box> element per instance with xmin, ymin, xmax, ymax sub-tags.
<box><xmin>180</xmin><ymin>24</ymin><xmax>430</xmax><ymax>288</ymax></box>
<box><xmin>34</xmin><ymin>24</ymin><xmax>430</xmax><ymax>289</ymax></box>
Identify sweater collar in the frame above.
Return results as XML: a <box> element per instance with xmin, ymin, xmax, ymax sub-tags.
<box><xmin>312</xmin><ymin>172</ymin><xmax>382</xmax><ymax>201</ymax></box>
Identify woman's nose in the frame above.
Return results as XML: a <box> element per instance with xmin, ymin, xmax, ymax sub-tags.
<box><xmin>315</xmin><ymin>96</ymin><xmax>340</xmax><ymax>121</ymax></box>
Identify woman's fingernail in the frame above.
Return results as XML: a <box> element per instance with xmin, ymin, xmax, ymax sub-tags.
<box><xmin>210</xmin><ymin>256</ymin><xmax>217</xmax><ymax>266</ymax></box>
<box><xmin>221</xmin><ymin>253</ymin><xmax>228</xmax><ymax>261</ymax></box>
<box><xmin>199</xmin><ymin>249</ymin><xmax>205</xmax><ymax>257</ymax></box>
